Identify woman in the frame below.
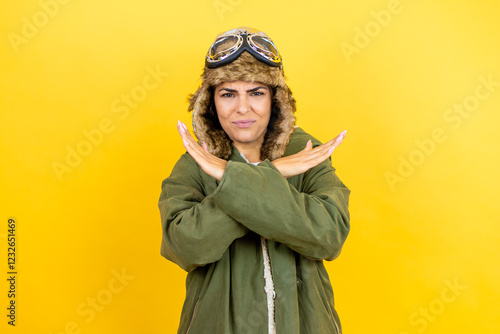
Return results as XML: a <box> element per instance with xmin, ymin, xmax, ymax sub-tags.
<box><xmin>158</xmin><ymin>27</ymin><xmax>350</xmax><ymax>334</ymax></box>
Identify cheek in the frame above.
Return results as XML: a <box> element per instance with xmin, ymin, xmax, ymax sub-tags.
<box><xmin>214</xmin><ymin>100</ymin><xmax>230</xmax><ymax>123</ymax></box>
<box><xmin>258</xmin><ymin>100</ymin><xmax>272</xmax><ymax>121</ymax></box>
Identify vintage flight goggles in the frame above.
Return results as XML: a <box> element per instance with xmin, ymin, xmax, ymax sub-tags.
<box><xmin>205</xmin><ymin>27</ymin><xmax>282</xmax><ymax>69</ymax></box>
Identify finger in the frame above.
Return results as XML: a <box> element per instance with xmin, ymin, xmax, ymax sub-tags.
<box><xmin>277</xmin><ymin>130</ymin><xmax>347</xmax><ymax>175</ymax></box>
<box><xmin>314</xmin><ymin>130</ymin><xmax>347</xmax><ymax>154</ymax></box>
<box><xmin>336</xmin><ymin>129</ymin><xmax>347</xmax><ymax>143</ymax></box>
<box><xmin>178</xmin><ymin>121</ymin><xmax>190</xmax><ymax>138</ymax></box>
<box><xmin>325</xmin><ymin>131</ymin><xmax>347</xmax><ymax>155</ymax></box>
<box><xmin>292</xmin><ymin>144</ymin><xmax>330</xmax><ymax>163</ymax></box>
<box><xmin>177</xmin><ymin>122</ymin><xmax>195</xmax><ymax>151</ymax></box>
<box><xmin>179</xmin><ymin>124</ymin><xmax>216</xmax><ymax>165</ymax></box>
<box><xmin>330</xmin><ymin>130</ymin><xmax>347</xmax><ymax>150</ymax></box>
<box><xmin>177</xmin><ymin>122</ymin><xmax>205</xmax><ymax>158</ymax></box>
<box><xmin>177</xmin><ymin>121</ymin><xmax>189</xmax><ymax>146</ymax></box>
<box><xmin>324</xmin><ymin>130</ymin><xmax>347</xmax><ymax>148</ymax></box>
<box><xmin>183</xmin><ymin>139</ymin><xmax>208</xmax><ymax>164</ymax></box>
<box><xmin>306</xmin><ymin>139</ymin><xmax>338</xmax><ymax>157</ymax></box>
<box><xmin>177</xmin><ymin>120</ymin><xmax>184</xmax><ymax>137</ymax></box>
<box><xmin>177</xmin><ymin>120</ymin><xmax>191</xmax><ymax>139</ymax></box>
<box><xmin>180</xmin><ymin>122</ymin><xmax>202</xmax><ymax>148</ymax></box>
<box><xmin>300</xmin><ymin>140</ymin><xmax>312</xmax><ymax>152</ymax></box>
<box><xmin>304</xmin><ymin>132</ymin><xmax>346</xmax><ymax>162</ymax></box>
<box><xmin>309</xmin><ymin>133</ymin><xmax>342</xmax><ymax>154</ymax></box>
<box><xmin>297</xmin><ymin>138</ymin><xmax>333</xmax><ymax>160</ymax></box>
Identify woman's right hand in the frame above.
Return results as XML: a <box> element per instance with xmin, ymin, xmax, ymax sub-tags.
<box><xmin>271</xmin><ymin>130</ymin><xmax>346</xmax><ymax>178</ymax></box>
<box><xmin>177</xmin><ymin>120</ymin><xmax>227</xmax><ymax>181</ymax></box>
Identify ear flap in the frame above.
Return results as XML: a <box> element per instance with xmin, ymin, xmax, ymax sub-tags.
<box><xmin>188</xmin><ymin>84</ymin><xmax>208</xmax><ymax>140</ymax></box>
<box><xmin>260</xmin><ymin>84</ymin><xmax>296</xmax><ymax>161</ymax></box>
<box><xmin>187</xmin><ymin>83</ymin><xmax>233</xmax><ymax>159</ymax></box>
<box><xmin>187</xmin><ymin>85</ymin><xmax>202</xmax><ymax>112</ymax></box>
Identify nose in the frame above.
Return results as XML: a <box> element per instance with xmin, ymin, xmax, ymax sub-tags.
<box><xmin>236</xmin><ymin>95</ymin><xmax>250</xmax><ymax>114</ymax></box>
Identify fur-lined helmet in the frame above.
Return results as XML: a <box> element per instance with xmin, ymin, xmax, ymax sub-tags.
<box><xmin>187</xmin><ymin>26</ymin><xmax>296</xmax><ymax>161</ymax></box>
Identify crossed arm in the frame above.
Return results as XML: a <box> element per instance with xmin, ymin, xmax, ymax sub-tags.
<box><xmin>176</xmin><ymin>120</ymin><xmax>346</xmax><ymax>180</ymax></box>
<box><xmin>158</xmin><ymin>122</ymin><xmax>349</xmax><ymax>272</ymax></box>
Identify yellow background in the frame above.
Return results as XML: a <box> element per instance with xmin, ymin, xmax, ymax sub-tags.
<box><xmin>1</xmin><ymin>0</ymin><xmax>499</xmax><ymax>333</ymax></box>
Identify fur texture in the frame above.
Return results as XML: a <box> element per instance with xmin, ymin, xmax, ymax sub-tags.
<box><xmin>187</xmin><ymin>51</ymin><xmax>296</xmax><ymax>161</ymax></box>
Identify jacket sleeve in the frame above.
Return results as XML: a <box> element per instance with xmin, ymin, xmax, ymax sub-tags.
<box><xmin>210</xmin><ymin>157</ymin><xmax>350</xmax><ymax>261</ymax></box>
<box><xmin>158</xmin><ymin>154</ymin><xmax>249</xmax><ymax>272</ymax></box>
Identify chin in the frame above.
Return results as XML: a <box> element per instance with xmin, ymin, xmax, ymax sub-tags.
<box><xmin>233</xmin><ymin>135</ymin><xmax>259</xmax><ymax>144</ymax></box>
<box><xmin>234</xmin><ymin>129</ymin><xmax>264</xmax><ymax>141</ymax></box>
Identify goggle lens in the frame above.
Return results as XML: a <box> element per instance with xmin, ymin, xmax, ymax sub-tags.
<box><xmin>248</xmin><ymin>35</ymin><xmax>280</xmax><ymax>63</ymax></box>
<box><xmin>208</xmin><ymin>35</ymin><xmax>242</xmax><ymax>61</ymax></box>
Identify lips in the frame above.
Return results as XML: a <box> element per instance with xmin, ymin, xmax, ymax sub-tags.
<box><xmin>232</xmin><ymin>119</ymin><xmax>255</xmax><ymax>128</ymax></box>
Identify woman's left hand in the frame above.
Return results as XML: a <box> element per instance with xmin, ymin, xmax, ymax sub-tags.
<box><xmin>177</xmin><ymin>121</ymin><xmax>227</xmax><ymax>181</ymax></box>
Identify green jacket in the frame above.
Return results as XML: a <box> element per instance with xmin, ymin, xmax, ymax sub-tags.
<box><xmin>158</xmin><ymin>127</ymin><xmax>351</xmax><ymax>333</ymax></box>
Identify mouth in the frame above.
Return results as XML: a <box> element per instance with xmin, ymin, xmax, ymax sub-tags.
<box><xmin>232</xmin><ymin>119</ymin><xmax>255</xmax><ymax>128</ymax></box>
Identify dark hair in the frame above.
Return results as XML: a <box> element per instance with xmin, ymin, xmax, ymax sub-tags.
<box><xmin>201</xmin><ymin>86</ymin><xmax>221</xmax><ymax>130</ymax></box>
<box><xmin>267</xmin><ymin>85</ymin><xmax>280</xmax><ymax>133</ymax></box>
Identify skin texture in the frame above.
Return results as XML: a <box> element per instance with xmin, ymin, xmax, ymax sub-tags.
<box><xmin>176</xmin><ymin>80</ymin><xmax>346</xmax><ymax>181</ymax></box>
<box><xmin>213</xmin><ymin>81</ymin><xmax>272</xmax><ymax>163</ymax></box>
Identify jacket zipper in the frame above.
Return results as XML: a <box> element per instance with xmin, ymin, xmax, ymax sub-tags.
<box><xmin>186</xmin><ymin>299</ymin><xmax>200</xmax><ymax>334</ymax></box>
<box><xmin>327</xmin><ymin>303</ymin><xmax>341</xmax><ymax>334</ymax></box>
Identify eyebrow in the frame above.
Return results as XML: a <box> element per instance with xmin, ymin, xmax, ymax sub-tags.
<box><xmin>218</xmin><ymin>86</ymin><xmax>268</xmax><ymax>93</ymax></box>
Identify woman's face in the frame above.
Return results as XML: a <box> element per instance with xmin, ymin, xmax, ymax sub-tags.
<box><xmin>214</xmin><ymin>80</ymin><xmax>272</xmax><ymax>149</ymax></box>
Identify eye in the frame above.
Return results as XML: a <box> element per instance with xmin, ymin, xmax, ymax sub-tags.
<box><xmin>251</xmin><ymin>91</ymin><xmax>265</xmax><ymax>96</ymax></box>
<box><xmin>221</xmin><ymin>92</ymin><xmax>234</xmax><ymax>98</ymax></box>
